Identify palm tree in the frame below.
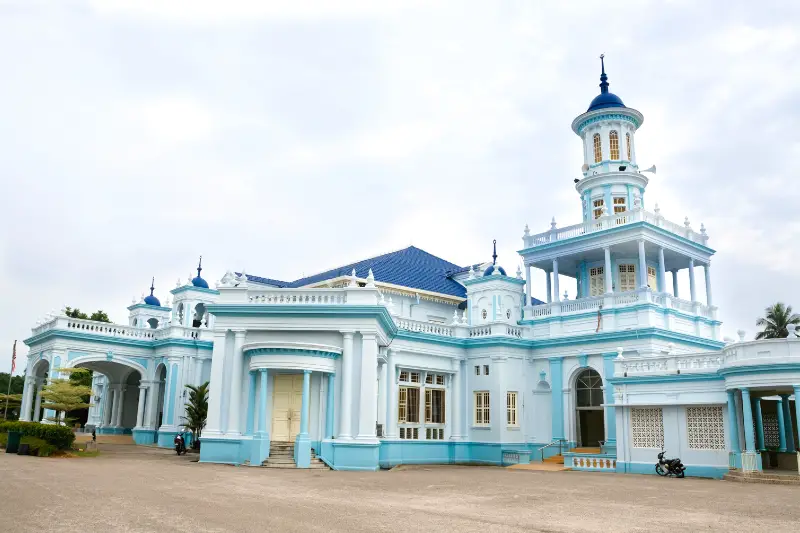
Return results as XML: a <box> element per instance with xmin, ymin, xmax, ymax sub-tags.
<box><xmin>181</xmin><ymin>381</ymin><xmax>209</xmax><ymax>449</ymax></box>
<box><xmin>755</xmin><ymin>303</ymin><xmax>800</xmax><ymax>339</ymax></box>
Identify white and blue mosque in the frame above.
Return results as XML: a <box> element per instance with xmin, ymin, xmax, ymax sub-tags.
<box><xmin>19</xmin><ymin>60</ymin><xmax>799</xmax><ymax>477</ymax></box>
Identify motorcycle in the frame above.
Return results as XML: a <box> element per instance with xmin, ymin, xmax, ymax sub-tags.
<box><xmin>174</xmin><ymin>433</ymin><xmax>186</xmax><ymax>456</ymax></box>
<box><xmin>655</xmin><ymin>450</ymin><xmax>685</xmax><ymax>478</ymax></box>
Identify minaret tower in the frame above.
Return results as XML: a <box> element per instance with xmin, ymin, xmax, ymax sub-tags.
<box><xmin>571</xmin><ymin>55</ymin><xmax>647</xmax><ymax>221</ymax></box>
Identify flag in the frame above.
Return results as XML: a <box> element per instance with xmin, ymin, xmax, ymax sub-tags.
<box><xmin>10</xmin><ymin>340</ymin><xmax>16</xmax><ymax>373</ymax></box>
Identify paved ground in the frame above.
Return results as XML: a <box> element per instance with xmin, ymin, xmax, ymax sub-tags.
<box><xmin>1</xmin><ymin>444</ymin><xmax>798</xmax><ymax>533</ymax></box>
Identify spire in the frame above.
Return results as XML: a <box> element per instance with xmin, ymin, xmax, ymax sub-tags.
<box><xmin>197</xmin><ymin>255</ymin><xmax>203</xmax><ymax>278</ymax></box>
<box><xmin>599</xmin><ymin>53</ymin><xmax>609</xmax><ymax>94</ymax></box>
<box><xmin>492</xmin><ymin>239</ymin><xmax>498</xmax><ymax>265</ymax></box>
<box><xmin>149</xmin><ymin>277</ymin><xmax>155</xmax><ymax>296</ymax></box>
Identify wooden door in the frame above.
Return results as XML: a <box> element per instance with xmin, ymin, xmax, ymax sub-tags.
<box><xmin>272</xmin><ymin>374</ymin><xmax>304</xmax><ymax>442</ymax></box>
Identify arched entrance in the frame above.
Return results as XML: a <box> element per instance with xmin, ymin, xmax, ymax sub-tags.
<box><xmin>575</xmin><ymin>368</ymin><xmax>605</xmax><ymax>447</ymax></box>
<box><xmin>71</xmin><ymin>360</ymin><xmax>143</xmax><ymax>434</ymax></box>
<box><xmin>155</xmin><ymin>363</ymin><xmax>167</xmax><ymax>428</ymax></box>
<box><xmin>23</xmin><ymin>358</ymin><xmax>50</xmax><ymax>422</ymax></box>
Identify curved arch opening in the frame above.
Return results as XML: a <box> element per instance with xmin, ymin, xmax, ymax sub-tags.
<box><xmin>575</xmin><ymin>368</ymin><xmax>605</xmax><ymax>447</ymax></box>
<box><xmin>147</xmin><ymin>318</ymin><xmax>159</xmax><ymax>329</ymax></box>
<box><xmin>193</xmin><ymin>303</ymin><xmax>207</xmax><ymax>328</ymax></box>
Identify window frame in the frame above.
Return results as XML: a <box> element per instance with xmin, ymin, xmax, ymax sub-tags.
<box><xmin>592</xmin><ymin>133</ymin><xmax>602</xmax><ymax>163</ymax></box>
<box><xmin>474</xmin><ymin>391</ymin><xmax>490</xmax><ymax>426</ymax></box>
<box><xmin>613</xmin><ymin>196</ymin><xmax>627</xmax><ymax>214</ymax></box>
<box><xmin>618</xmin><ymin>263</ymin><xmax>637</xmax><ymax>292</ymax></box>
<box><xmin>626</xmin><ymin>132</ymin><xmax>632</xmax><ymax>161</ymax></box>
<box><xmin>609</xmin><ymin>130</ymin><xmax>620</xmax><ymax>160</ymax></box>
<box><xmin>593</xmin><ymin>198</ymin><xmax>605</xmax><ymax>219</ymax></box>
<box><xmin>506</xmin><ymin>391</ymin><xmax>519</xmax><ymax>427</ymax></box>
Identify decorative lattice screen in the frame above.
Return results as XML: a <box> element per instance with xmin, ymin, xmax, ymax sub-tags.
<box><xmin>631</xmin><ymin>408</ymin><xmax>664</xmax><ymax>448</ymax></box>
<box><xmin>686</xmin><ymin>406</ymin><xmax>725</xmax><ymax>450</ymax></box>
<box><xmin>762</xmin><ymin>413</ymin><xmax>780</xmax><ymax>448</ymax></box>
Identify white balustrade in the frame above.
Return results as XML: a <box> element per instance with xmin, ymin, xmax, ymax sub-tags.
<box><xmin>396</xmin><ymin>319</ymin><xmax>454</xmax><ymax>337</ymax></box>
<box><xmin>505</xmin><ymin>326</ymin><xmax>522</xmax><ymax>338</ymax></box>
<box><xmin>248</xmin><ymin>289</ymin><xmax>348</xmax><ymax>305</ymax></box>
<box><xmin>669</xmin><ymin>297</ymin><xmax>695</xmax><ymax>314</ymax></box>
<box><xmin>524</xmin><ymin>208</ymin><xmax>708</xmax><ymax>248</ymax></box>
<box><xmin>613</xmin><ymin>291</ymin><xmax>640</xmax><ymax>306</ymax></box>
<box><xmin>615</xmin><ymin>352</ymin><xmax>723</xmax><ymax>378</ymax></box>
<box><xmin>559</xmin><ymin>295</ymin><xmax>604</xmax><ymax>313</ymax></box>
<box><xmin>30</xmin><ymin>316</ymin><xmax>214</xmax><ymax>342</ymax></box>
<box><xmin>469</xmin><ymin>326</ymin><xmax>492</xmax><ymax>337</ymax></box>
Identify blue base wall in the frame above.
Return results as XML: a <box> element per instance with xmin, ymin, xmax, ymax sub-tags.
<box><xmin>199</xmin><ymin>437</ymin><xmax>248</xmax><ymax>464</ymax></box>
<box><xmin>97</xmin><ymin>427</ymin><xmax>130</xmax><ymax>435</ymax></box>
<box><xmin>616</xmin><ymin>461</ymin><xmax>728</xmax><ymax>479</ymax></box>
<box><xmin>132</xmin><ymin>429</ymin><xmax>157</xmax><ymax>445</ymax></box>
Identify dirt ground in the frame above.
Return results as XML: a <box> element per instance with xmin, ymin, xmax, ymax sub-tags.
<box><xmin>1</xmin><ymin>443</ymin><xmax>798</xmax><ymax>532</ymax></box>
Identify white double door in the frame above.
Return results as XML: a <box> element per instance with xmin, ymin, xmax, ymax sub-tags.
<box><xmin>271</xmin><ymin>374</ymin><xmax>305</xmax><ymax>442</ymax></box>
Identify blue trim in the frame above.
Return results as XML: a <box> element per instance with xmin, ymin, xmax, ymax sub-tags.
<box><xmin>518</xmin><ymin>221</ymin><xmax>715</xmax><ymax>255</ymax></box>
<box><xmin>325</xmin><ymin>373</ymin><xmax>335</xmax><ymax>439</ymax></box>
<box><xmin>170</xmin><ymin>285</ymin><xmax>220</xmax><ymax>296</ymax></box>
<box><xmin>616</xmin><ymin>461</ymin><xmax>727</xmax><ymax>479</ymax></box>
<box><xmin>719</xmin><ymin>363</ymin><xmax>800</xmax><ymax>376</ymax></box>
<box><xmin>132</xmin><ymin>428</ymin><xmax>157</xmax><ymax>445</ymax></box>
<box><xmin>24</xmin><ymin>328</ymin><xmax>212</xmax><ymax>351</ymax></box>
<box><xmin>531</xmin><ymin>327</ymin><xmax>724</xmax><ymax>351</ymax></box>
<box><xmin>245</xmin><ymin>372</ymin><xmax>256</xmax><ymax>436</ymax></box>
<box><xmin>463</xmin><ymin>276</ymin><xmax>526</xmax><ymax>287</ymax></box>
<box><xmin>127</xmin><ymin>303</ymin><xmax>172</xmax><ymax>312</ymax></box>
<box><xmin>575</xmin><ymin>113</ymin><xmax>640</xmax><ymax>134</ymax></box>
<box><xmin>199</xmin><ymin>437</ymin><xmax>246</xmax><ymax>464</ymax></box>
<box><xmin>519</xmin><ymin>302</ymin><xmax>721</xmax><ymax>326</ymax></box>
<box><xmin>550</xmin><ymin>358</ymin><xmax>564</xmax><ymax>440</ymax></box>
<box><xmin>244</xmin><ymin>347</ymin><xmax>341</xmax><ymax>359</ymax></box>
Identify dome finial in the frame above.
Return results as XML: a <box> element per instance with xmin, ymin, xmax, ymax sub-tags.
<box><xmin>599</xmin><ymin>53</ymin><xmax>609</xmax><ymax>94</ymax></box>
<box><xmin>197</xmin><ymin>255</ymin><xmax>203</xmax><ymax>278</ymax></box>
<box><xmin>150</xmin><ymin>277</ymin><xmax>155</xmax><ymax>296</ymax></box>
<box><xmin>492</xmin><ymin>239</ymin><xmax>497</xmax><ymax>265</ymax></box>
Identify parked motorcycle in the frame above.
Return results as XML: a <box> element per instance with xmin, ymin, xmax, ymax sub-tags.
<box><xmin>174</xmin><ymin>433</ymin><xmax>186</xmax><ymax>455</ymax></box>
<box><xmin>655</xmin><ymin>450</ymin><xmax>685</xmax><ymax>477</ymax></box>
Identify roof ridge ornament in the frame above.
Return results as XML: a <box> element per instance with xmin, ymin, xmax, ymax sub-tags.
<box><xmin>492</xmin><ymin>239</ymin><xmax>498</xmax><ymax>265</ymax></box>
<box><xmin>150</xmin><ymin>277</ymin><xmax>155</xmax><ymax>296</ymax></box>
<box><xmin>197</xmin><ymin>255</ymin><xmax>203</xmax><ymax>278</ymax></box>
<box><xmin>599</xmin><ymin>53</ymin><xmax>609</xmax><ymax>94</ymax></box>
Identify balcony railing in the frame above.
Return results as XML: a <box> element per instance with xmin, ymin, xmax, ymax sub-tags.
<box><xmin>524</xmin><ymin>289</ymin><xmax>715</xmax><ymax>321</ymax></box>
<box><xmin>248</xmin><ymin>288</ymin><xmax>348</xmax><ymax>305</ymax></box>
<box><xmin>615</xmin><ymin>352</ymin><xmax>724</xmax><ymax>377</ymax></box>
<box><xmin>523</xmin><ymin>208</ymin><xmax>709</xmax><ymax>248</ymax></box>
<box><xmin>395</xmin><ymin>317</ymin><xmax>525</xmax><ymax>340</ymax></box>
<box><xmin>30</xmin><ymin>316</ymin><xmax>212</xmax><ymax>342</ymax></box>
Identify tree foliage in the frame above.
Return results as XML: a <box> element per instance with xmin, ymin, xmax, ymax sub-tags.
<box><xmin>182</xmin><ymin>381</ymin><xmax>209</xmax><ymax>445</ymax></box>
<box><xmin>64</xmin><ymin>307</ymin><xmax>111</xmax><ymax>323</ymax></box>
<box><xmin>755</xmin><ymin>302</ymin><xmax>800</xmax><ymax>339</ymax></box>
<box><xmin>40</xmin><ymin>368</ymin><xmax>92</xmax><ymax>426</ymax></box>
<box><xmin>0</xmin><ymin>373</ymin><xmax>24</xmax><ymax>420</ymax></box>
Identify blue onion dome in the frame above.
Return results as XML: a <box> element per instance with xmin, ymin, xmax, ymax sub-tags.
<box><xmin>191</xmin><ymin>256</ymin><xmax>209</xmax><ymax>288</ymax></box>
<box><xmin>483</xmin><ymin>239</ymin><xmax>507</xmax><ymax>276</ymax></box>
<box><xmin>587</xmin><ymin>55</ymin><xmax>625</xmax><ymax>112</ymax></box>
<box><xmin>144</xmin><ymin>278</ymin><xmax>161</xmax><ymax>306</ymax></box>
<box><xmin>483</xmin><ymin>264</ymin><xmax>507</xmax><ymax>277</ymax></box>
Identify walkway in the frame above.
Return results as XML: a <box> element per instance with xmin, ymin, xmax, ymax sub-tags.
<box><xmin>1</xmin><ymin>445</ymin><xmax>799</xmax><ymax>532</ymax></box>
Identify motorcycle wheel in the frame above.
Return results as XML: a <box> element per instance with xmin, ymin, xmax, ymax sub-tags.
<box><xmin>676</xmin><ymin>468</ymin><xmax>685</xmax><ymax>478</ymax></box>
<box><xmin>655</xmin><ymin>464</ymin><xmax>667</xmax><ymax>476</ymax></box>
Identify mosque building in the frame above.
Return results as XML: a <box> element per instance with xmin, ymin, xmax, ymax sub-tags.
<box><xmin>20</xmin><ymin>60</ymin><xmax>799</xmax><ymax>476</ymax></box>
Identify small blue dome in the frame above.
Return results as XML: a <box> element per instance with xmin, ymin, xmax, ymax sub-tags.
<box><xmin>192</xmin><ymin>276</ymin><xmax>209</xmax><ymax>289</ymax></box>
<box><xmin>587</xmin><ymin>92</ymin><xmax>625</xmax><ymax>112</ymax></box>
<box><xmin>483</xmin><ymin>265</ymin><xmax>507</xmax><ymax>277</ymax></box>
<box><xmin>144</xmin><ymin>294</ymin><xmax>161</xmax><ymax>306</ymax></box>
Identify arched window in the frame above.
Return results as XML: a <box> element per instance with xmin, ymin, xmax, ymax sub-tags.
<box><xmin>626</xmin><ymin>133</ymin><xmax>632</xmax><ymax>161</ymax></box>
<box><xmin>177</xmin><ymin>303</ymin><xmax>184</xmax><ymax>324</ymax></box>
<box><xmin>576</xmin><ymin>368</ymin><xmax>603</xmax><ymax>408</ymax></box>
<box><xmin>147</xmin><ymin>318</ymin><xmax>159</xmax><ymax>329</ymax></box>
<box><xmin>609</xmin><ymin>130</ymin><xmax>620</xmax><ymax>160</ymax></box>
<box><xmin>592</xmin><ymin>133</ymin><xmax>602</xmax><ymax>163</ymax></box>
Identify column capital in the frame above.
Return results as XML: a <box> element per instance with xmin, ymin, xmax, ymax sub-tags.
<box><xmin>740</xmin><ymin>387</ymin><xmax>750</xmax><ymax>394</ymax></box>
<box><xmin>341</xmin><ymin>330</ymin><xmax>355</xmax><ymax>339</ymax></box>
<box><xmin>779</xmin><ymin>393</ymin><xmax>791</xmax><ymax>400</ymax></box>
<box><xmin>303</xmin><ymin>369</ymin><xmax>312</xmax><ymax>375</ymax></box>
<box><xmin>232</xmin><ymin>328</ymin><xmax>247</xmax><ymax>337</ymax></box>
<box><xmin>258</xmin><ymin>368</ymin><xmax>268</xmax><ymax>375</ymax></box>
<box><xmin>361</xmin><ymin>331</ymin><xmax>378</xmax><ymax>341</ymax></box>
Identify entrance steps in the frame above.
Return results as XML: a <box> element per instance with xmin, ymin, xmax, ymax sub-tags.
<box><xmin>262</xmin><ymin>441</ymin><xmax>329</xmax><ymax>470</ymax></box>
<box><xmin>723</xmin><ymin>470</ymin><xmax>800</xmax><ymax>485</ymax></box>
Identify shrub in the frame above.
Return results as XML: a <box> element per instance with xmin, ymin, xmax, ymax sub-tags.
<box><xmin>21</xmin><ymin>436</ymin><xmax>57</xmax><ymax>457</ymax></box>
<box><xmin>0</xmin><ymin>421</ymin><xmax>75</xmax><ymax>449</ymax></box>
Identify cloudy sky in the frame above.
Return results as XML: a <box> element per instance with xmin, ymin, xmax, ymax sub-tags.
<box><xmin>1</xmin><ymin>0</ymin><xmax>798</xmax><ymax>371</ymax></box>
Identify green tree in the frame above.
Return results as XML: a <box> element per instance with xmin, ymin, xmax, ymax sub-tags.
<box><xmin>755</xmin><ymin>302</ymin><xmax>800</xmax><ymax>339</ymax></box>
<box><xmin>40</xmin><ymin>368</ymin><xmax>92</xmax><ymax>426</ymax></box>
<box><xmin>0</xmin><ymin>373</ymin><xmax>25</xmax><ymax>420</ymax></box>
<box><xmin>64</xmin><ymin>307</ymin><xmax>111</xmax><ymax>323</ymax></box>
<box><xmin>182</xmin><ymin>381</ymin><xmax>209</xmax><ymax>448</ymax></box>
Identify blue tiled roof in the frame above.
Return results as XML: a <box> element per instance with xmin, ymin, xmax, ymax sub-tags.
<box><xmin>248</xmin><ymin>246</ymin><xmax>468</xmax><ymax>298</ymax></box>
<box><xmin>245</xmin><ymin>274</ymin><xmax>291</xmax><ymax>287</ymax></box>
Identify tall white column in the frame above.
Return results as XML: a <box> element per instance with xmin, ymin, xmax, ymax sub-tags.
<box><xmin>20</xmin><ymin>377</ymin><xmax>35</xmax><ymax>421</ymax></box>
<box><xmin>227</xmin><ymin>329</ymin><xmax>247</xmax><ymax>435</ymax></box>
<box><xmin>658</xmin><ymin>247</ymin><xmax>666</xmax><ymax>293</ymax></box>
<box><xmin>385</xmin><ymin>349</ymin><xmax>397</xmax><ymax>439</ymax></box>
<box><xmin>144</xmin><ymin>382</ymin><xmax>155</xmax><ymax>428</ymax></box>
<box><xmin>546</xmin><ymin>271</ymin><xmax>552</xmax><ymax>303</ymax></box>
<box><xmin>671</xmin><ymin>269</ymin><xmax>679</xmax><ymax>298</ymax></box>
<box><xmin>450</xmin><ymin>360</ymin><xmax>463</xmax><ymax>440</ymax></box>
<box><xmin>552</xmin><ymin>260</ymin><xmax>560</xmax><ymax>302</ymax></box>
<box><xmin>688</xmin><ymin>258</ymin><xmax>697</xmax><ymax>302</ymax></box>
<box><xmin>525</xmin><ymin>265</ymin><xmax>532</xmax><ymax>305</ymax></box>
<box><xmin>135</xmin><ymin>386</ymin><xmax>147</xmax><ymax>427</ymax></box>
<box><xmin>204</xmin><ymin>330</ymin><xmax>228</xmax><ymax>436</ymax></box>
<box><xmin>194</xmin><ymin>357</ymin><xmax>203</xmax><ymax>385</ymax></box>
<box><xmin>114</xmin><ymin>387</ymin><xmax>126</xmax><ymax>427</ymax></box>
<box><xmin>377</xmin><ymin>359</ymin><xmax>387</xmax><ymax>432</ymax></box>
<box><xmin>33</xmin><ymin>382</ymin><xmax>44</xmax><ymax>422</ymax></box>
<box><xmin>638</xmin><ymin>240</ymin><xmax>647</xmax><ymax>288</ymax></box>
<box><xmin>603</xmin><ymin>247</ymin><xmax>613</xmax><ymax>294</ymax></box>
<box><xmin>338</xmin><ymin>331</ymin><xmax>355</xmax><ymax>439</ymax></box>
<box><xmin>104</xmin><ymin>387</ymin><xmax>114</xmax><ymax>426</ymax></box>
<box><xmin>704</xmin><ymin>263</ymin><xmax>713</xmax><ymax>306</ymax></box>
<box><xmin>357</xmin><ymin>332</ymin><xmax>378</xmax><ymax>440</ymax></box>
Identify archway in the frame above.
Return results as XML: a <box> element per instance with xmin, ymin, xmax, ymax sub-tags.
<box><xmin>155</xmin><ymin>363</ymin><xmax>167</xmax><ymax>428</ymax></box>
<box><xmin>147</xmin><ymin>318</ymin><xmax>159</xmax><ymax>329</ymax></box>
<box><xmin>71</xmin><ymin>360</ymin><xmax>143</xmax><ymax>434</ymax></box>
<box><xmin>193</xmin><ymin>303</ymin><xmax>207</xmax><ymax>328</ymax></box>
<box><xmin>575</xmin><ymin>368</ymin><xmax>605</xmax><ymax>447</ymax></box>
<box><xmin>25</xmin><ymin>358</ymin><xmax>50</xmax><ymax>422</ymax></box>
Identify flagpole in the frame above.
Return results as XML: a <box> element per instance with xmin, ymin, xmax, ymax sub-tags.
<box><xmin>4</xmin><ymin>340</ymin><xmax>16</xmax><ymax>420</ymax></box>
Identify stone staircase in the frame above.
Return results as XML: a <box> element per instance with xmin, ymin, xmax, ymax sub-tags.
<box><xmin>723</xmin><ymin>470</ymin><xmax>800</xmax><ymax>485</ymax></box>
<box><xmin>262</xmin><ymin>441</ymin><xmax>329</xmax><ymax>470</ymax></box>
